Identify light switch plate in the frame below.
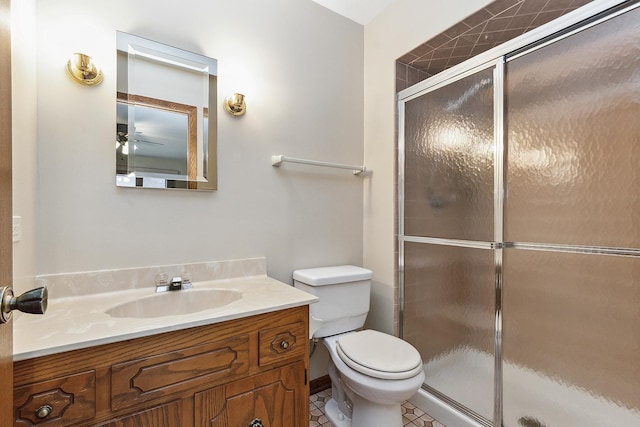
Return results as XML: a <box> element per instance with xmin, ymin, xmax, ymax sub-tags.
<box><xmin>12</xmin><ymin>216</ymin><xmax>22</xmax><ymax>242</ymax></box>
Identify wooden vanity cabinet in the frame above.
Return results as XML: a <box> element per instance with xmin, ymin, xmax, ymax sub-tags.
<box><xmin>195</xmin><ymin>362</ymin><xmax>306</xmax><ymax>427</ymax></box>
<box><xmin>13</xmin><ymin>306</ymin><xmax>309</xmax><ymax>427</ymax></box>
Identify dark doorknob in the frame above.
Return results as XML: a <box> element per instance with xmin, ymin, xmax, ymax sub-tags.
<box><xmin>0</xmin><ymin>286</ymin><xmax>48</xmax><ymax>323</ymax></box>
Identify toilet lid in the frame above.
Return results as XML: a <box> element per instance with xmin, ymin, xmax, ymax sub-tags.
<box><xmin>336</xmin><ymin>330</ymin><xmax>423</xmax><ymax>380</ymax></box>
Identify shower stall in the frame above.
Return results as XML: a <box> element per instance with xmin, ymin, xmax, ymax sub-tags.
<box><xmin>398</xmin><ymin>2</ymin><xmax>640</xmax><ymax>426</ymax></box>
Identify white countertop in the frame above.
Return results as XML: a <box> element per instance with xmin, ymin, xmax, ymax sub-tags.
<box><xmin>13</xmin><ymin>275</ymin><xmax>317</xmax><ymax>361</ymax></box>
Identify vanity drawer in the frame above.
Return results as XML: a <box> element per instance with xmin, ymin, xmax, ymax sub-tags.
<box><xmin>14</xmin><ymin>370</ymin><xmax>96</xmax><ymax>426</ymax></box>
<box><xmin>111</xmin><ymin>334</ymin><xmax>249</xmax><ymax>411</ymax></box>
<box><xmin>258</xmin><ymin>321</ymin><xmax>306</xmax><ymax>366</ymax></box>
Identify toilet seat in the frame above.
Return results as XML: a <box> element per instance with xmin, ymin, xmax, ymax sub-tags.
<box><xmin>336</xmin><ymin>330</ymin><xmax>423</xmax><ymax>380</ymax></box>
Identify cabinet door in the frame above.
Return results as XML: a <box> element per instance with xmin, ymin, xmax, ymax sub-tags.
<box><xmin>114</xmin><ymin>400</ymin><xmax>183</xmax><ymax>427</ymax></box>
<box><xmin>195</xmin><ymin>362</ymin><xmax>307</xmax><ymax>427</ymax></box>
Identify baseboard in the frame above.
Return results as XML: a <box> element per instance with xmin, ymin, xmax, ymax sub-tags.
<box><xmin>310</xmin><ymin>374</ymin><xmax>331</xmax><ymax>395</ymax></box>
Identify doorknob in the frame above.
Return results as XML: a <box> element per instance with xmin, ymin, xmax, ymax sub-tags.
<box><xmin>0</xmin><ymin>286</ymin><xmax>48</xmax><ymax>323</ymax></box>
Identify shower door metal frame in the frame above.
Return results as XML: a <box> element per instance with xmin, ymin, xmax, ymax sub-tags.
<box><xmin>492</xmin><ymin>58</ymin><xmax>505</xmax><ymax>427</ymax></box>
<box><xmin>398</xmin><ymin>55</ymin><xmax>504</xmax><ymax>427</ymax></box>
<box><xmin>397</xmin><ymin>1</ymin><xmax>637</xmax><ymax>426</ymax></box>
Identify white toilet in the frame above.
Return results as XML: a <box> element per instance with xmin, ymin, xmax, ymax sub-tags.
<box><xmin>293</xmin><ymin>265</ymin><xmax>425</xmax><ymax>427</ymax></box>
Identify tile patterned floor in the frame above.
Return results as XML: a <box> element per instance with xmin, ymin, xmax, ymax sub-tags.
<box><xmin>310</xmin><ymin>388</ymin><xmax>446</xmax><ymax>427</ymax></box>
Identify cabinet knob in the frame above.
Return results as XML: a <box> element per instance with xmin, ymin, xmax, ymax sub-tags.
<box><xmin>280</xmin><ymin>340</ymin><xmax>290</xmax><ymax>350</ymax></box>
<box><xmin>249</xmin><ymin>418</ymin><xmax>263</xmax><ymax>427</ymax></box>
<box><xmin>35</xmin><ymin>404</ymin><xmax>53</xmax><ymax>419</ymax></box>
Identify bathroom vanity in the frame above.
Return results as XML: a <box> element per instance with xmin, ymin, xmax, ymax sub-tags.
<box><xmin>11</xmin><ymin>262</ymin><xmax>316</xmax><ymax>427</ymax></box>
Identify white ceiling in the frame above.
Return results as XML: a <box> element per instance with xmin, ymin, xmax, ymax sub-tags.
<box><xmin>311</xmin><ymin>0</ymin><xmax>398</xmax><ymax>25</ymax></box>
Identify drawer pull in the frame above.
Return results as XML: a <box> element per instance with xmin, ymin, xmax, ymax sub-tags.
<box><xmin>280</xmin><ymin>340</ymin><xmax>290</xmax><ymax>350</ymax></box>
<box><xmin>35</xmin><ymin>404</ymin><xmax>53</xmax><ymax>419</ymax></box>
<box><xmin>249</xmin><ymin>418</ymin><xmax>263</xmax><ymax>427</ymax></box>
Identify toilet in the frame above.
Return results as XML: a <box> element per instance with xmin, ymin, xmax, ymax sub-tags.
<box><xmin>293</xmin><ymin>265</ymin><xmax>425</xmax><ymax>427</ymax></box>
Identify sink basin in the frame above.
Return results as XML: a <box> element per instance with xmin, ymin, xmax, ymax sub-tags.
<box><xmin>105</xmin><ymin>289</ymin><xmax>242</xmax><ymax>318</ymax></box>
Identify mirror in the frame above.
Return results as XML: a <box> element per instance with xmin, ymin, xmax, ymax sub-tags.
<box><xmin>116</xmin><ymin>31</ymin><xmax>217</xmax><ymax>190</ymax></box>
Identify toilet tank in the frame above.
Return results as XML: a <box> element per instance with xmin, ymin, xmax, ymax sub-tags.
<box><xmin>293</xmin><ymin>265</ymin><xmax>372</xmax><ymax>338</ymax></box>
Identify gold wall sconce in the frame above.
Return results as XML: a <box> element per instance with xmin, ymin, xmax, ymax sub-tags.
<box><xmin>224</xmin><ymin>93</ymin><xmax>246</xmax><ymax>116</ymax></box>
<box><xmin>66</xmin><ymin>53</ymin><xmax>104</xmax><ymax>86</ymax></box>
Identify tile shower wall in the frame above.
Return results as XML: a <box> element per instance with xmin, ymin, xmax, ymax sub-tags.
<box><xmin>397</xmin><ymin>0</ymin><xmax>594</xmax><ymax>83</ymax></box>
<box><xmin>396</xmin><ymin>62</ymin><xmax>431</xmax><ymax>92</ymax></box>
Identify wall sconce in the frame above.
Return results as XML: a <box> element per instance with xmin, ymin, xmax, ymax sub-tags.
<box><xmin>66</xmin><ymin>53</ymin><xmax>104</xmax><ymax>86</ymax></box>
<box><xmin>224</xmin><ymin>93</ymin><xmax>246</xmax><ymax>116</ymax></box>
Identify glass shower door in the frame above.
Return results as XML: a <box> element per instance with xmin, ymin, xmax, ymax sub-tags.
<box><xmin>401</xmin><ymin>66</ymin><xmax>497</xmax><ymax>422</ymax></box>
<box><xmin>503</xmin><ymin>6</ymin><xmax>640</xmax><ymax>426</ymax></box>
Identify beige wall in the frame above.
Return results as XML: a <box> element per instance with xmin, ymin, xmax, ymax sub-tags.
<box><xmin>30</xmin><ymin>0</ymin><xmax>364</xmax><ymax>286</ymax></box>
<box><xmin>13</xmin><ymin>0</ymin><xmax>364</xmax><ymax>381</ymax></box>
<box><xmin>362</xmin><ymin>0</ymin><xmax>493</xmax><ymax>334</ymax></box>
<box><xmin>11</xmin><ymin>0</ymin><xmax>37</xmax><ymax>295</ymax></box>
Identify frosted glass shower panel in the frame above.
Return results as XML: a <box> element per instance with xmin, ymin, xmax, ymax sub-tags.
<box><xmin>505</xmin><ymin>7</ymin><xmax>640</xmax><ymax>248</ymax></box>
<box><xmin>502</xmin><ymin>249</ymin><xmax>640</xmax><ymax>427</ymax></box>
<box><xmin>403</xmin><ymin>242</ymin><xmax>495</xmax><ymax>421</ymax></box>
<box><xmin>404</xmin><ymin>68</ymin><xmax>494</xmax><ymax>241</ymax></box>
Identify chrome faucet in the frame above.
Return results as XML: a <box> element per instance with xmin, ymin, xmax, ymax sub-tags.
<box><xmin>155</xmin><ymin>275</ymin><xmax>192</xmax><ymax>293</ymax></box>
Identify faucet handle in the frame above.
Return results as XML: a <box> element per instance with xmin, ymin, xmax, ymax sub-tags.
<box><xmin>169</xmin><ymin>277</ymin><xmax>183</xmax><ymax>291</ymax></box>
<box><xmin>180</xmin><ymin>269</ymin><xmax>193</xmax><ymax>289</ymax></box>
<box><xmin>155</xmin><ymin>273</ymin><xmax>169</xmax><ymax>285</ymax></box>
<box><xmin>181</xmin><ymin>269</ymin><xmax>192</xmax><ymax>283</ymax></box>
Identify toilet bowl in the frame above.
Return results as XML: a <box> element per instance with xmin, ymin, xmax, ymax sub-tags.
<box><xmin>292</xmin><ymin>265</ymin><xmax>425</xmax><ymax>427</ymax></box>
<box><xmin>322</xmin><ymin>331</ymin><xmax>425</xmax><ymax>427</ymax></box>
